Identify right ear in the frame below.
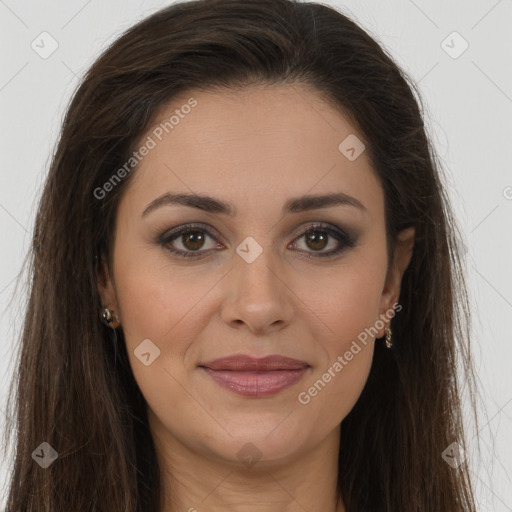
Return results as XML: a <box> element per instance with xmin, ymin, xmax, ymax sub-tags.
<box><xmin>97</xmin><ymin>255</ymin><xmax>119</xmax><ymax>313</ymax></box>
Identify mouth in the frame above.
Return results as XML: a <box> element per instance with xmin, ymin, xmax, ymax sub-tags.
<box><xmin>198</xmin><ymin>354</ymin><xmax>310</xmax><ymax>397</ymax></box>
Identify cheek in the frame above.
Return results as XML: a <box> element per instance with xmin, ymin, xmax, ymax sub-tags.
<box><xmin>115</xmin><ymin>280</ymin><xmax>213</xmax><ymax>393</ymax></box>
<box><xmin>111</xmin><ymin>246</ymin><xmax>212</xmax><ymax>392</ymax></box>
<box><xmin>295</xmin><ymin>256</ymin><xmax>386</xmax><ymax>419</ymax></box>
<box><xmin>114</xmin><ymin>266</ymin><xmax>207</xmax><ymax>417</ymax></box>
<box><xmin>295</xmin><ymin>293</ymin><xmax>378</xmax><ymax>427</ymax></box>
<box><xmin>112</xmin><ymin>239</ymin><xmax>218</xmax><ymax>343</ymax></box>
<box><xmin>304</xmin><ymin>251</ymin><xmax>386</xmax><ymax>346</ymax></box>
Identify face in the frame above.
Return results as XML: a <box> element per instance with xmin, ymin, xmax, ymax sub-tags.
<box><xmin>98</xmin><ymin>83</ymin><xmax>414</xmax><ymax>468</ymax></box>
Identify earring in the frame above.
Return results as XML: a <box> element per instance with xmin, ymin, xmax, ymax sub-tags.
<box><xmin>384</xmin><ymin>327</ymin><xmax>393</xmax><ymax>349</ymax></box>
<box><xmin>101</xmin><ymin>307</ymin><xmax>120</xmax><ymax>329</ymax></box>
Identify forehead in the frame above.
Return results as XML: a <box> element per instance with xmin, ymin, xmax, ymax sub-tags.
<box><xmin>121</xmin><ymin>83</ymin><xmax>383</xmax><ymax>221</ymax></box>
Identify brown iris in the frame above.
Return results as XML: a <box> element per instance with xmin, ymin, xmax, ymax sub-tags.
<box><xmin>181</xmin><ymin>230</ymin><xmax>206</xmax><ymax>250</ymax></box>
<box><xmin>305</xmin><ymin>230</ymin><xmax>328</xmax><ymax>251</ymax></box>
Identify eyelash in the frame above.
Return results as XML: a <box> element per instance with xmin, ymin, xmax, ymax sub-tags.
<box><xmin>157</xmin><ymin>222</ymin><xmax>356</xmax><ymax>260</ymax></box>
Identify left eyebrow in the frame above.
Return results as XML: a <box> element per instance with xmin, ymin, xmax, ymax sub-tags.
<box><xmin>141</xmin><ymin>192</ymin><xmax>367</xmax><ymax>218</ymax></box>
<box><xmin>284</xmin><ymin>193</ymin><xmax>367</xmax><ymax>214</ymax></box>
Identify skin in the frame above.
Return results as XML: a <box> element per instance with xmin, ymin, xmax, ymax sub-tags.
<box><xmin>98</xmin><ymin>83</ymin><xmax>415</xmax><ymax>512</ymax></box>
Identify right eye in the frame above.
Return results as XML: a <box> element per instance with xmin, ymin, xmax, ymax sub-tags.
<box><xmin>158</xmin><ymin>223</ymin><xmax>224</xmax><ymax>258</ymax></box>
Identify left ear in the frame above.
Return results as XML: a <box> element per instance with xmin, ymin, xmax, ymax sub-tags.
<box><xmin>377</xmin><ymin>227</ymin><xmax>415</xmax><ymax>336</ymax></box>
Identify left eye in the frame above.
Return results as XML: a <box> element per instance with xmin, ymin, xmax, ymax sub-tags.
<box><xmin>289</xmin><ymin>223</ymin><xmax>354</xmax><ymax>258</ymax></box>
<box><xmin>291</xmin><ymin>228</ymin><xmax>343</xmax><ymax>254</ymax></box>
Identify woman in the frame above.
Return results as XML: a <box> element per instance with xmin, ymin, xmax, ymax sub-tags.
<box><xmin>2</xmin><ymin>0</ymin><xmax>479</xmax><ymax>510</ymax></box>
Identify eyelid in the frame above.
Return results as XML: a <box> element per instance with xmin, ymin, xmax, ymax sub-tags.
<box><xmin>288</xmin><ymin>222</ymin><xmax>355</xmax><ymax>257</ymax></box>
<box><xmin>157</xmin><ymin>221</ymin><xmax>355</xmax><ymax>258</ymax></box>
<box><xmin>157</xmin><ymin>222</ymin><xmax>222</xmax><ymax>243</ymax></box>
<box><xmin>156</xmin><ymin>222</ymin><xmax>222</xmax><ymax>256</ymax></box>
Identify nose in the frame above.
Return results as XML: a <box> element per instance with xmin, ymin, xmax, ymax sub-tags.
<box><xmin>220</xmin><ymin>242</ymin><xmax>295</xmax><ymax>334</ymax></box>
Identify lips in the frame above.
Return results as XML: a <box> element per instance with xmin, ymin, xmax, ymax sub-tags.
<box><xmin>198</xmin><ymin>355</ymin><xmax>310</xmax><ymax>397</ymax></box>
<box><xmin>199</xmin><ymin>354</ymin><xmax>309</xmax><ymax>371</ymax></box>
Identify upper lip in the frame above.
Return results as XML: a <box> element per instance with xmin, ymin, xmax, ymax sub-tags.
<box><xmin>199</xmin><ymin>354</ymin><xmax>310</xmax><ymax>371</ymax></box>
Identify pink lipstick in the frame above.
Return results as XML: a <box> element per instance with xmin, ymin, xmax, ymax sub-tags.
<box><xmin>199</xmin><ymin>354</ymin><xmax>310</xmax><ymax>397</ymax></box>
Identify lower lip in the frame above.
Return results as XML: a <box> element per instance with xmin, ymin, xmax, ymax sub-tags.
<box><xmin>201</xmin><ymin>367</ymin><xmax>309</xmax><ymax>397</ymax></box>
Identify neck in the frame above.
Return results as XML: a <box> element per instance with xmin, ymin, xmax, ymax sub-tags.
<box><xmin>149</xmin><ymin>412</ymin><xmax>346</xmax><ymax>512</ymax></box>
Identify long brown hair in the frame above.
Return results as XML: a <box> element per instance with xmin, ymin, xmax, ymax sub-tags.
<box><xmin>3</xmin><ymin>0</ymin><xmax>480</xmax><ymax>510</ymax></box>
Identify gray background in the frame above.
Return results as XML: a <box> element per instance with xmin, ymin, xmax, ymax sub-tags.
<box><xmin>1</xmin><ymin>0</ymin><xmax>511</xmax><ymax>509</ymax></box>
